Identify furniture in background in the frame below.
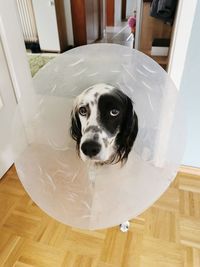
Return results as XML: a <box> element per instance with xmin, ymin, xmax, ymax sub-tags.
<box><xmin>139</xmin><ymin>0</ymin><xmax>178</xmax><ymax>69</ymax></box>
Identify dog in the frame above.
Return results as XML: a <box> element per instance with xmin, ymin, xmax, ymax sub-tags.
<box><xmin>70</xmin><ymin>83</ymin><xmax>138</xmax><ymax>165</ymax></box>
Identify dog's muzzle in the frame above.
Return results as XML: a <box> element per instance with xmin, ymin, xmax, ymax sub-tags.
<box><xmin>81</xmin><ymin>140</ymin><xmax>101</xmax><ymax>158</ymax></box>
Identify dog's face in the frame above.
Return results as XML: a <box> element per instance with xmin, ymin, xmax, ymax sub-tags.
<box><xmin>70</xmin><ymin>83</ymin><xmax>138</xmax><ymax>165</ymax></box>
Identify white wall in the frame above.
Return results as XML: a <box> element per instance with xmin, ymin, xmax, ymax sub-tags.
<box><xmin>102</xmin><ymin>0</ymin><xmax>106</xmax><ymax>33</ymax></box>
<box><xmin>126</xmin><ymin>0</ymin><xmax>137</xmax><ymax>17</ymax></box>
<box><xmin>179</xmin><ymin>1</ymin><xmax>200</xmax><ymax>167</ymax></box>
<box><xmin>115</xmin><ymin>0</ymin><xmax>122</xmax><ymax>26</ymax></box>
<box><xmin>168</xmin><ymin>0</ymin><xmax>197</xmax><ymax>89</ymax></box>
<box><xmin>135</xmin><ymin>0</ymin><xmax>142</xmax><ymax>50</ymax></box>
<box><xmin>63</xmin><ymin>0</ymin><xmax>74</xmax><ymax>46</ymax></box>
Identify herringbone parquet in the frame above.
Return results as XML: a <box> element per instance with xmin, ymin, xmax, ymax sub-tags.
<box><xmin>0</xmin><ymin>165</ymin><xmax>200</xmax><ymax>267</ymax></box>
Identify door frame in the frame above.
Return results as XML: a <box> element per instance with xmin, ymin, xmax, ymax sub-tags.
<box><xmin>134</xmin><ymin>0</ymin><xmax>143</xmax><ymax>50</ymax></box>
<box><xmin>0</xmin><ymin>37</ymin><xmax>17</xmax><ymax>178</ymax></box>
<box><xmin>0</xmin><ymin>0</ymin><xmax>33</xmax><ymax>102</ymax></box>
<box><xmin>135</xmin><ymin>0</ymin><xmax>198</xmax><ymax>89</ymax></box>
<box><xmin>0</xmin><ymin>0</ymin><xmax>35</xmax><ymax>177</ymax></box>
<box><xmin>106</xmin><ymin>0</ymin><xmax>115</xmax><ymax>26</ymax></box>
<box><xmin>121</xmin><ymin>0</ymin><xmax>127</xmax><ymax>20</ymax></box>
<box><xmin>167</xmin><ymin>0</ymin><xmax>198</xmax><ymax>89</ymax></box>
<box><xmin>71</xmin><ymin>0</ymin><xmax>104</xmax><ymax>46</ymax></box>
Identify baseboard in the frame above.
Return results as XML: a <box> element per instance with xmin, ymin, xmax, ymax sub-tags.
<box><xmin>179</xmin><ymin>165</ymin><xmax>200</xmax><ymax>176</ymax></box>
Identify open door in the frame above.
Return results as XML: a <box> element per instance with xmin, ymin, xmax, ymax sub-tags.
<box><xmin>0</xmin><ymin>39</ymin><xmax>17</xmax><ymax>178</ymax></box>
<box><xmin>0</xmin><ymin>0</ymin><xmax>34</xmax><ymax>178</ymax></box>
<box><xmin>71</xmin><ymin>0</ymin><xmax>104</xmax><ymax>46</ymax></box>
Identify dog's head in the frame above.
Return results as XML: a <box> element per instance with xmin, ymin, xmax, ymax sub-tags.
<box><xmin>70</xmin><ymin>83</ymin><xmax>138</xmax><ymax>165</ymax></box>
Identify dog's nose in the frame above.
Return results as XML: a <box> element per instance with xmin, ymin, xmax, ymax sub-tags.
<box><xmin>81</xmin><ymin>141</ymin><xmax>101</xmax><ymax>157</ymax></box>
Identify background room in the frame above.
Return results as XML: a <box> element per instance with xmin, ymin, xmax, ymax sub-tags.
<box><xmin>0</xmin><ymin>0</ymin><xmax>200</xmax><ymax>266</ymax></box>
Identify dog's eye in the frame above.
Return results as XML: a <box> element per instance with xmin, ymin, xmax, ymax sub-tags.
<box><xmin>110</xmin><ymin>109</ymin><xmax>120</xmax><ymax>117</ymax></box>
<box><xmin>79</xmin><ymin>106</ymin><xmax>87</xmax><ymax>116</ymax></box>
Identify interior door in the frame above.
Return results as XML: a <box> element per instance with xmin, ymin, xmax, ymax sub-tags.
<box><xmin>106</xmin><ymin>0</ymin><xmax>114</xmax><ymax>26</ymax></box>
<box><xmin>32</xmin><ymin>0</ymin><xmax>61</xmax><ymax>51</ymax></box>
<box><xmin>0</xmin><ymin>39</ymin><xmax>18</xmax><ymax>178</ymax></box>
<box><xmin>71</xmin><ymin>0</ymin><xmax>103</xmax><ymax>46</ymax></box>
<box><xmin>0</xmin><ymin>0</ymin><xmax>36</xmax><ymax>179</ymax></box>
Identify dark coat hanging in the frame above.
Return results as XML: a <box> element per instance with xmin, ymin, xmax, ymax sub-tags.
<box><xmin>150</xmin><ymin>0</ymin><xmax>178</xmax><ymax>24</ymax></box>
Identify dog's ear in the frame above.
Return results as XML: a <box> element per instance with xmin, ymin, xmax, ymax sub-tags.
<box><xmin>116</xmin><ymin>97</ymin><xmax>138</xmax><ymax>164</ymax></box>
<box><xmin>70</xmin><ymin>110</ymin><xmax>82</xmax><ymax>148</ymax></box>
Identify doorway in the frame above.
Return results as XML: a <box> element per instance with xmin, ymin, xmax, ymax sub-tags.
<box><xmin>98</xmin><ymin>0</ymin><xmax>137</xmax><ymax>48</ymax></box>
<box><xmin>71</xmin><ymin>0</ymin><xmax>104</xmax><ymax>46</ymax></box>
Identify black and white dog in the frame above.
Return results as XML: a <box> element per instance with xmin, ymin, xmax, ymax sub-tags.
<box><xmin>70</xmin><ymin>83</ymin><xmax>138</xmax><ymax>165</ymax></box>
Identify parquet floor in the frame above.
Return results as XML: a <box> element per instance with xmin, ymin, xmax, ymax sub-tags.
<box><xmin>0</xmin><ymin>165</ymin><xmax>200</xmax><ymax>267</ymax></box>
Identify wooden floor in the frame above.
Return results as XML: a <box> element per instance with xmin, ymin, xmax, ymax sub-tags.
<box><xmin>0</xmin><ymin>166</ymin><xmax>200</xmax><ymax>267</ymax></box>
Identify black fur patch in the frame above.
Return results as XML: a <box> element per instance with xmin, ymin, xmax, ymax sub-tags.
<box><xmin>70</xmin><ymin>110</ymin><xmax>82</xmax><ymax>154</ymax></box>
<box><xmin>98</xmin><ymin>90</ymin><xmax>125</xmax><ymax>135</ymax></box>
<box><xmin>98</xmin><ymin>89</ymin><xmax>138</xmax><ymax>164</ymax></box>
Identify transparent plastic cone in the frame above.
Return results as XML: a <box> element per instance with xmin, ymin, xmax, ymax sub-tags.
<box><xmin>12</xmin><ymin>44</ymin><xmax>185</xmax><ymax>230</ymax></box>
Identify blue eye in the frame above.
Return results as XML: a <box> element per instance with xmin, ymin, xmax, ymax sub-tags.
<box><xmin>110</xmin><ymin>109</ymin><xmax>120</xmax><ymax>117</ymax></box>
<box><xmin>79</xmin><ymin>106</ymin><xmax>87</xmax><ymax>116</ymax></box>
